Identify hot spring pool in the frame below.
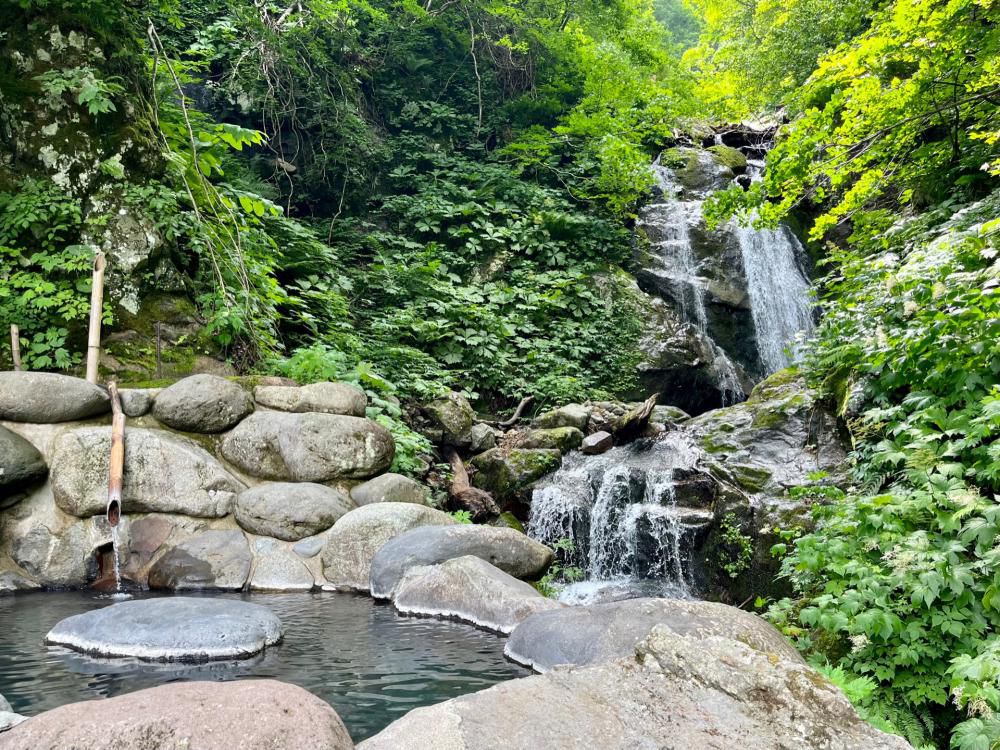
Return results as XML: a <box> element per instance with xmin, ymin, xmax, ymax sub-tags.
<box><xmin>0</xmin><ymin>590</ymin><xmax>530</xmax><ymax>741</ymax></box>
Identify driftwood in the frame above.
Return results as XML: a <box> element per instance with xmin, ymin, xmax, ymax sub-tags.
<box><xmin>106</xmin><ymin>382</ymin><xmax>125</xmax><ymax>527</ymax></box>
<box><xmin>498</xmin><ymin>395</ymin><xmax>534</xmax><ymax>429</ymax></box>
<box><xmin>611</xmin><ymin>393</ymin><xmax>659</xmax><ymax>443</ymax></box>
<box><xmin>443</xmin><ymin>446</ymin><xmax>499</xmax><ymax>522</ymax></box>
<box><xmin>9</xmin><ymin>325</ymin><xmax>20</xmax><ymax>371</ymax></box>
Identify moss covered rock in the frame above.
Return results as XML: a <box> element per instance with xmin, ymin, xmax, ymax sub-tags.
<box><xmin>519</xmin><ymin>427</ymin><xmax>584</xmax><ymax>453</ymax></box>
<box><xmin>470</xmin><ymin>448</ymin><xmax>562</xmax><ymax>500</ymax></box>
<box><xmin>707</xmin><ymin>144</ymin><xmax>748</xmax><ymax>173</ymax></box>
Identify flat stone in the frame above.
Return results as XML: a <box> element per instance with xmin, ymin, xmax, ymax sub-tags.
<box><xmin>0</xmin><ymin>425</ymin><xmax>47</xmax><ymax>499</ymax></box>
<box><xmin>51</xmin><ymin>427</ymin><xmax>243</xmax><ymax>518</ymax></box>
<box><xmin>2</xmin><ymin>680</ymin><xmax>353</xmax><ymax>750</ymax></box>
<box><xmin>351</xmin><ymin>473</ymin><xmax>429</xmax><ymax>506</ymax></box>
<box><xmin>504</xmin><ymin>597</ymin><xmax>802</xmax><ymax>672</ymax></box>
<box><xmin>320</xmin><ymin>504</ymin><xmax>456</xmax><ymax>592</ymax></box>
<box><xmin>392</xmin><ymin>555</ymin><xmax>562</xmax><ymax>634</ymax></box>
<box><xmin>152</xmin><ymin>374</ymin><xmax>254</xmax><ymax>433</ymax></box>
<box><xmin>147</xmin><ymin>530</ymin><xmax>251</xmax><ymax>591</ymax></box>
<box><xmin>581</xmin><ymin>430</ymin><xmax>613</xmax><ymax>454</ymax></box>
<box><xmin>370</xmin><ymin>524</ymin><xmax>553</xmax><ymax>599</ymax></box>
<box><xmin>221</xmin><ymin>411</ymin><xmax>394</xmax><ymax>481</ymax></box>
<box><xmin>234</xmin><ymin>482</ymin><xmax>354</xmax><ymax>541</ymax></box>
<box><xmin>0</xmin><ymin>372</ymin><xmax>109</xmax><ymax>423</ymax></box>
<box><xmin>254</xmin><ymin>382</ymin><xmax>367</xmax><ymax>417</ymax></box>
<box><xmin>250</xmin><ymin>538</ymin><xmax>315</xmax><ymax>591</ymax></box>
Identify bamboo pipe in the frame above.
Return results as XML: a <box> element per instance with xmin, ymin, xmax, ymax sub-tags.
<box><xmin>85</xmin><ymin>252</ymin><xmax>106</xmax><ymax>384</ymax></box>
<box><xmin>9</xmin><ymin>325</ymin><xmax>20</xmax><ymax>371</ymax></box>
<box><xmin>106</xmin><ymin>382</ymin><xmax>124</xmax><ymax>528</ymax></box>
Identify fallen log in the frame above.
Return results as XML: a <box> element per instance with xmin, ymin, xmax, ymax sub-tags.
<box><xmin>443</xmin><ymin>446</ymin><xmax>499</xmax><ymax>522</ymax></box>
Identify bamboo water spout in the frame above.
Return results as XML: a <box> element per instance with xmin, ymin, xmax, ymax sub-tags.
<box><xmin>106</xmin><ymin>382</ymin><xmax>124</xmax><ymax>528</ymax></box>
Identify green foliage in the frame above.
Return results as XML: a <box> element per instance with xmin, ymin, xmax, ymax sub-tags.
<box><xmin>717</xmin><ymin>512</ymin><xmax>753</xmax><ymax>579</ymax></box>
<box><xmin>34</xmin><ymin>66</ymin><xmax>123</xmax><ymax>116</ymax></box>
<box><xmin>536</xmin><ymin>537</ymin><xmax>585</xmax><ymax>598</ymax></box>
<box><xmin>449</xmin><ymin>510</ymin><xmax>474</xmax><ymax>525</ymax></box>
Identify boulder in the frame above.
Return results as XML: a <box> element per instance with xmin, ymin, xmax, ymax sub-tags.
<box><xmin>2</xmin><ymin>680</ymin><xmax>354</xmax><ymax>750</ymax></box>
<box><xmin>0</xmin><ymin>425</ymin><xmax>47</xmax><ymax>500</ymax></box>
<box><xmin>357</xmin><ymin>625</ymin><xmax>910</xmax><ymax>750</ymax></box>
<box><xmin>519</xmin><ymin>427</ymin><xmax>583</xmax><ymax>453</ymax></box>
<box><xmin>0</xmin><ymin>693</ymin><xmax>25</xmax><ymax>731</ymax></box>
<box><xmin>152</xmin><ymin>374</ymin><xmax>254</xmax><ymax>433</ymax></box>
<box><xmin>0</xmin><ymin>372</ymin><xmax>110</xmax><ymax>424</ymax></box>
<box><xmin>249</xmin><ymin>538</ymin><xmax>315</xmax><ymax>591</ymax></box>
<box><xmin>220</xmin><ymin>411</ymin><xmax>394</xmax><ymax>481</ymax></box>
<box><xmin>350</xmin><ymin>473</ymin><xmax>430</xmax><ymax>506</ymax></box>
<box><xmin>254</xmin><ymin>382</ymin><xmax>367</xmax><ymax>417</ymax></box>
<box><xmin>421</xmin><ymin>392</ymin><xmax>476</xmax><ymax>447</ymax></box>
<box><xmin>292</xmin><ymin>534</ymin><xmax>326</xmax><ymax>559</ymax></box>
<box><xmin>118</xmin><ymin>388</ymin><xmax>154</xmax><ymax>418</ymax></box>
<box><xmin>369</xmin><ymin>524</ymin><xmax>553</xmax><ymax>599</ymax></box>
<box><xmin>147</xmin><ymin>530</ymin><xmax>251</xmax><ymax>590</ymax></box>
<box><xmin>533</xmin><ymin>403</ymin><xmax>590</xmax><ymax>430</ymax></box>
<box><xmin>392</xmin><ymin>555</ymin><xmax>562</xmax><ymax>634</ymax></box>
<box><xmin>470</xmin><ymin>448</ymin><xmax>561</xmax><ymax>500</ymax></box>
<box><xmin>45</xmin><ymin>597</ymin><xmax>283</xmax><ymax>661</ymax></box>
<box><xmin>234</xmin><ymin>482</ymin><xmax>354</xmax><ymax>541</ymax></box>
<box><xmin>320</xmin><ymin>504</ymin><xmax>456</xmax><ymax>591</ymax></box>
<box><xmin>0</xmin><ymin>571</ymin><xmax>40</xmax><ymax>595</ymax></box>
<box><xmin>51</xmin><ymin>427</ymin><xmax>243</xmax><ymax>518</ymax></box>
<box><xmin>580</xmin><ymin>430</ymin><xmax>612</xmax><ymax>455</ymax></box>
<box><xmin>504</xmin><ymin>597</ymin><xmax>801</xmax><ymax>672</ymax></box>
<box><xmin>467</xmin><ymin>422</ymin><xmax>496</xmax><ymax>453</ymax></box>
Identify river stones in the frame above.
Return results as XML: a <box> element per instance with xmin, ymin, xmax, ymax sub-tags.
<box><xmin>249</xmin><ymin>538</ymin><xmax>315</xmax><ymax>591</ymax></box>
<box><xmin>369</xmin><ymin>525</ymin><xmax>554</xmax><ymax>599</ymax></box>
<box><xmin>0</xmin><ymin>425</ymin><xmax>47</xmax><ymax>500</ymax></box>
<box><xmin>518</xmin><ymin>427</ymin><xmax>584</xmax><ymax>453</ymax></box>
<box><xmin>504</xmin><ymin>597</ymin><xmax>801</xmax><ymax>672</ymax></box>
<box><xmin>0</xmin><ymin>372</ymin><xmax>109</xmax><ymax>423</ymax></box>
<box><xmin>2</xmin><ymin>680</ymin><xmax>354</xmax><ymax>750</ymax></box>
<box><xmin>147</xmin><ymin>530</ymin><xmax>251</xmax><ymax>590</ymax></box>
<box><xmin>221</xmin><ymin>411</ymin><xmax>394</xmax><ymax>481</ymax></box>
<box><xmin>254</xmin><ymin>382</ymin><xmax>367</xmax><ymax>417</ymax></box>
<box><xmin>50</xmin><ymin>427</ymin><xmax>243</xmax><ymax>518</ymax></box>
<box><xmin>118</xmin><ymin>388</ymin><xmax>155</xmax><ymax>417</ymax></box>
<box><xmin>392</xmin><ymin>555</ymin><xmax>561</xmax><ymax>634</ymax></box>
<box><xmin>357</xmin><ymin>625</ymin><xmax>910</xmax><ymax>750</ymax></box>
<box><xmin>580</xmin><ymin>430</ymin><xmax>613</xmax><ymax>454</ymax></box>
<box><xmin>234</xmin><ymin>482</ymin><xmax>354</xmax><ymax>541</ymax></box>
<box><xmin>45</xmin><ymin>597</ymin><xmax>282</xmax><ymax>661</ymax></box>
<box><xmin>152</xmin><ymin>374</ymin><xmax>253</xmax><ymax>433</ymax></box>
<box><xmin>320</xmin><ymin>504</ymin><xmax>456</xmax><ymax>591</ymax></box>
<box><xmin>350</xmin><ymin>473</ymin><xmax>429</xmax><ymax>506</ymax></box>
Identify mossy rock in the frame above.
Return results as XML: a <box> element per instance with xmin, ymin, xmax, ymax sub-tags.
<box><xmin>470</xmin><ymin>448</ymin><xmax>562</xmax><ymax>500</ymax></box>
<box><xmin>519</xmin><ymin>427</ymin><xmax>584</xmax><ymax>453</ymax></box>
<box><xmin>498</xmin><ymin>511</ymin><xmax>525</xmax><ymax>534</ymax></box>
<box><xmin>727</xmin><ymin>464</ymin><xmax>773</xmax><ymax>493</ymax></box>
<box><xmin>707</xmin><ymin>144</ymin><xmax>748</xmax><ymax>173</ymax></box>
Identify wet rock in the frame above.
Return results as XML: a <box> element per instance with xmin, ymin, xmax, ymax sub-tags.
<box><xmin>118</xmin><ymin>388</ymin><xmax>154</xmax><ymax>417</ymax></box>
<box><xmin>519</xmin><ymin>427</ymin><xmax>583</xmax><ymax>453</ymax></box>
<box><xmin>470</xmin><ymin>448</ymin><xmax>561</xmax><ymax>500</ymax></box>
<box><xmin>234</xmin><ymin>482</ymin><xmax>354</xmax><ymax>541</ymax></box>
<box><xmin>0</xmin><ymin>372</ymin><xmax>109</xmax><ymax>423</ymax></box>
<box><xmin>0</xmin><ymin>425</ymin><xmax>47</xmax><ymax>501</ymax></box>
<box><xmin>51</xmin><ymin>427</ymin><xmax>242</xmax><ymax>518</ymax></box>
<box><xmin>3</xmin><ymin>680</ymin><xmax>354</xmax><ymax>750</ymax></box>
<box><xmin>421</xmin><ymin>392</ymin><xmax>477</xmax><ymax>448</ymax></box>
<box><xmin>351</xmin><ymin>473</ymin><xmax>430</xmax><ymax>506</ymax></box>
<box><xmin>221</xmin><ymin>411</ymin><xmax>394</xmax><ymax>481</ymax></box>
<box><xmin>504</xmin><ymin>597</ymin><xmax>800</xmax><ymax>672</ymax></box>
<box><xmin>152</xmin><ymin>374</ymin><xmax>253</xmax><ymax>433</ymax></box>
<box><xmin>467</xmin><ymin>422</ymin><xmax>496</xmax><ymax>453</ymax></box>
<box><xmin>358</xmin><ymin>625</ymin><xmax>909</xmax><ymax>750</ymax></box>
<box><xmin>370</xmin><ymin>524</ymin><xmax>553</xmax><ymax>599</ymax></box>
<box><xmin>147</xmin><ymin>530</ymin><xmax>251</xmax><ymax>590</ymax></box>
<box><xmin>250</xmin><ymin>538</ymin><xmax>315</xmax><ymax>591</ymax></box>
<box><xmin>45</xmin><ymin>597</ymin><xmax>283</xmax><ymax>661</ymax></box>
<box><xmin>254</xmin><ymin>382</ymin><xmax>367</xmax><ymax>417</ymax></box>
<box><xmin>533</xmin><ymin>404</ymin><xmax>590</xmax><ymax>431</ymax></box>
<box><xmin>392</xmin><ymin>555</ymin><xmax>562</xmax><ymax>634</ymax></box>
<box><xmin>0</xmin><ymin>571</ymin><xmax>40</xmax><ymax>595</ymax></box>
<box><xmin>651</xmin><ymin>404</ymin><xmax>690</xmax><ymax>425</ymax></box>
<box><xmin>0</xmin><ymin>699</ymin><xmax>26</xmax><ymax>732</ymax></box>
<box><xmin>320</xmin><ymin>504</ymin><xmax>457</xmax><ymax>591</ymax></box>
<box><xmin>580</xmin><ymin>431</ymin><xmax>612</xmax><ymax>455</ymax></box>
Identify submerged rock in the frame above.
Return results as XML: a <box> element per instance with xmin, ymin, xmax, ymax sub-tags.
<box><xmin>147</xmin><ymin>529</ymin><xmax>251</xmax><ymax>591</ymax></box>
<box><xmin>369</xmin><ymin>524</ymin><xmax>553</xmax><ymax>599</ymax></box>
<box><xmin>0</xmin><ymin>372</ymin><xmax>109</xmax><ymax>423</ymax></box>
<box><xmin>254</xmin><ymin>381</ymin><xmax>367</xmax><ymax>417</ymax></box>
<box><xmin>152</xmin><ymin>374</ymin><xmax>254</xmax><ymax>433</ymax></box>
<box><xmin>350</xmin><ymin>473</ymin><xmax>430</xmax><ymax>506</ymax></box>
<box><xmin>234</xmin><ymin>482</ymin><xmax>354</xmax><ymax>541</ymax></box>
<box><xmin>2</xmin><ymin>680</ymin><xmax>354</xmax><ymax>750</ymax></box>
<box><xmin>0</xmin><ymin>425</ymin><xmax>47</xmax><ymax>501</ymax></box>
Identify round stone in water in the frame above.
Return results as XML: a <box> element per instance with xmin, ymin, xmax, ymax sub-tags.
<box><xmin>45</xmin><ymin>597</ymin><xmax>283</xmax><ymax>662</ymax></box>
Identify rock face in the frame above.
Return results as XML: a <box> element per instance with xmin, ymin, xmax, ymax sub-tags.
<box><xmin>147</xmin><ymin>530</ymin><xmax>251</xmax><ymax>590</ymax></box>
<box><xmin>50</xmin><ymin>427</ymin><xmax>243</xmax><ymax>518</ymax></box>
<box><xmin>470</xmin><ymin>448</ymin><xmax>561</xmax><ymax>500</ymax></box>
<box><xmin>221</xmin><ymin>411</ymin><xmax>394</xmax><ymax>481</ymax></box>
<box><xmin>320</xmin><ymin>504</ymin><xmax>456</xmax><ymax>591</ymax></box>
<box><xmin>350</xmin><ymin>473</ymin><xmax>429</xmax><ymax>506</ymax></box>
<box><xmin>0</xmin><ymin>425</ymin><xmax>47</xmax><ymax>500</ymax></box>
<box><xmin>151</xmin><ymin>374</ymin><xmax>254</xmax><ymax>433</ymax></box>
<box><xmin>45</xmin><ymin>597</ymin><xmax>283</xmax><ymax>661</ymax></box>
<box><xmin>358</xmin><ymin>625</ymin><xmax>910</xmax><ymax>750</ymax></box>
<box><xmin>370</xmin><ymin>524</ymin><xmax>553</xmax><ymax>599</ymax></box>
<box><xmin>392</xmin><ymin>555</ymin><xmax>561</xmax><ymax>634</ymax></box>
<box><xmin>254</xmin><ymin>382</ymin><xmax>367</xmax><ymax>417</ymax></box>
<box><xmin>234</xmin><ymin>482</ymin><xmax>354</xmax><ymax>541</ymax></box>
<box><xmin>3</xmin><ymin>680</ymin><xmax>354</xmax><ymax>750</ymax></box>
<box><xmin>0</xmin><ymin>372</ymin><xmax>109</xmax><ymax>423</ymax></box>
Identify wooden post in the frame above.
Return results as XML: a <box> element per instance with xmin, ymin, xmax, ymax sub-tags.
<box><xmin>85</xmin><ymin>252</ymin><xmax>106</xmax><ymax>384</ymax></box>
<box><xmin>9</xmin><ymin>325</ymin><xmax>20</xmax><ymax>371</ymax></box>
<box><xmin>106</xmin><ymin>382</ymin><xmax>124</xmax><ymax>528</ymax></box>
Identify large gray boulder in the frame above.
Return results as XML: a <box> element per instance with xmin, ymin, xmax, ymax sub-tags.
<box><xmin>392</xmin><ymin>555</ymin><xmax>562</xmax><ymax>634</ymax></box>
<box><xmin>221</xmin><ymin>411</ymin><xmax>394</xmax><ymax>481</ymax></box>
<box><xmin>533</xmin><ymin>403</ymin><xmax>590</xmax><ymax>430</ymax></box>
<box><xmin>358</xmin><ymin>625</ymin><xmax>911</xmax><ymax>750</ymax></box>
<box><xmin>0</xmin><ymin>372</ymin><xmax>109</xmax><ymax>423</ymax></box>
<box><xmin>147</xmin><ymin>529</ymin><xmax>251</xmax><ymax>590</ymax></box>
<box><xmin>234</xmin><ymin>482</ymin><xmax>354</xmax><ymax>541</ymax></box>
<box><xmin>350</xmin><ymin>473</ymin><xmax>429</xmax><ymax>506</ymax></box>
<box><xmin>152</xmin><ymin>374</ymin><xmax>253</xmax><ymax>433</ymax></box>
<box><xmin>254</xmin><ymin>382</ymin><xmax>367</xmax><ymax>417</ymax></box>
<box><xmin>45</xmin><ymin>597</ymin><xmax>283</xmax><ymax>661</ymax></box>
<box><xmin>3</xmin><ymin>680</ymin><xmax>354</xmax><ymax>750</ymax></box>
<box><xmin>320</xmin><ymin>504</ymin><xmax>456</xmax><ymax>591</ymax></box>
<box><xmin>504</xmin><ymin>597</ymin><xmax>801</xmax><ymax>672</ymax></box>
<box><xmin>0</xmin><ymin>425</ymin><xmax>47</xmax><ymax>500</ymax></box>
<box><xmin>50</xmin><ymin>427</ymin><xmax>243</xmax><ymax>518</ymax></box>
<box><xmin>370</xmin><ymin>524</ymin><xmax>553</xmax><ymax>599</ymax></box>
